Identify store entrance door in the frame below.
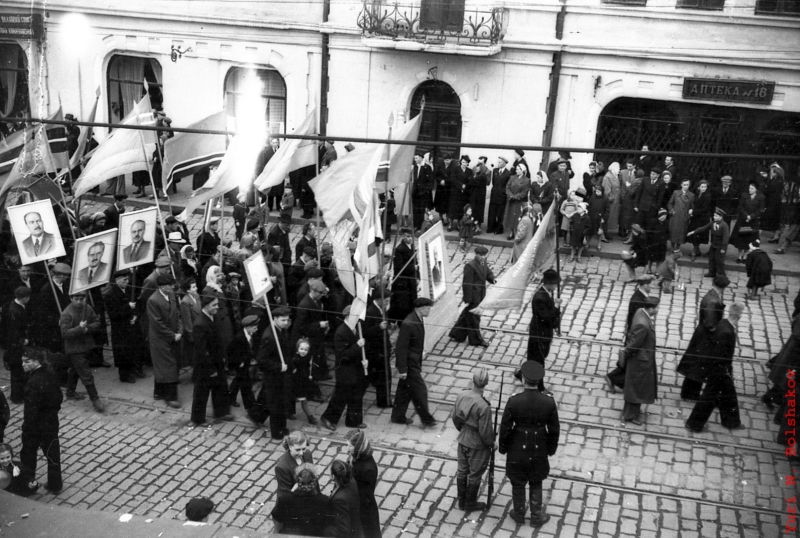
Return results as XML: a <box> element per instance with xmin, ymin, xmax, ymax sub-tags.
<box><xmin>410</xmin><ymin>80</ymin><xmax>462</xmax><ymax>163</ymax></box>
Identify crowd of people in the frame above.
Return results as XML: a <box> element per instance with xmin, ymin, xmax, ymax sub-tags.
<box><xmin>0</xmin><ymin>143</ymin><xmax>798</xmax><ymax>532</ymax></box>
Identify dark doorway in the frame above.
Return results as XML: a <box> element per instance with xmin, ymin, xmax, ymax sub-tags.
<box><xmin>410</xmin><ymin>80</ymin><xmax>462</xmax><ymax>163</ymax></box>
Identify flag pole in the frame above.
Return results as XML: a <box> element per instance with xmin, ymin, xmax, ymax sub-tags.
<box><xmin>44</xmin><ymin>263</ymin><xmax>63</xmax><ymax>315</ymax></box>
<box><xmin>379</xmin><ymin>112</ymin><xmax>393</xmax><ymax>406</ymax></box>
<box><xmin>263</xmin><ymin>298</ymin><xmax>287</xmax><ymax>370</ymax></box>
<box><xmin>136</xmin><ymin>115</ymin><xmax>175</xmax><ymax>279</ymax></box>
<box><xmin>554</xmin><ymin>193</ymin><xmax>561</xmax><ymax>336</ymax></box>
<box><xmin>315</xmin><ymin>132</ymin><xmax>322</xmax><ymax>266</ymax></box>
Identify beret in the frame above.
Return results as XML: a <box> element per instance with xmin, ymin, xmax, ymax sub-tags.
<box><xmin>306</xmin><ymin>268</ymin><xmax>325</xmax><ymax>279</ymax></box>
<box><xmin>52</xmin><ymin>263</ymin><xmax>72</xmax><ymax>275</ymax></box>
<box><xmin>303</xmin><ymin>246</ymin><xmax>317</xmax><ymax>258</ymax></box>
<box><xmin>542</xmin><ymin>269</ymin><xmax>560</xmax><ymax>285</ymax></box>
<box><xmin>309</xmin><ymin>280</ymin><xmax>328</xmax><ymax>293</ymax></box>
<box><xmin>165</xmin><ymin>216</ymin><xmax>177</xmax><ymax>224</ymax></box>
<box><xmin>713</xmin><ymin>275</ymin><xmax>730</xmax><ymax>288</ymax></box>
<box><xmin>113</xmin><ymin>269</ymin><xmax>130</xmax><ymax>279</ymax></box>
<box><xmin>242</xmin><ymin>315</ymin><xmax>259</xmax><ymax>328</ymax></box>
<box><xmin>474</xmin><ymin>246</ymin><xmax>488</xmax><ymax>255</ymax></box>
<box><xmin>272</xmin><ymin>306</ymin><xmax>291</xmax><ymax>317</ymax></box>
<box><xmin>201</xmin><ymin>293</ymin><xmax>218</xmax><ymax>307</ymax></box>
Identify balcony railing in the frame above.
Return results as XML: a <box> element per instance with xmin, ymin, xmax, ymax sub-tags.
<box><xmin>357</xmin><ymin>1</ymin><xmax>505</xmax><ymax>47</ymax></box>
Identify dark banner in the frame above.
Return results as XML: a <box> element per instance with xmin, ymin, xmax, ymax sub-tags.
<box><xmin>683</xmin><ymin>78</ymin><xmax>774</xmax><ymax>104</ymax></box>
<box><xmin>0</xmin><ymin>13</ymin><xmax>44</xmax><ymax>40</ymax></box>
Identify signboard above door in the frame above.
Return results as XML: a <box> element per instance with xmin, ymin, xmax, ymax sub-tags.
<box><xmin>0</xmin><ymin>13</ymin><xmax>44</xmax><ymax>40</ymax></box>
<box><xmin>682</xmin><ymin>78</ymin><xmax>775</xmax><ymax>105</ymax></box>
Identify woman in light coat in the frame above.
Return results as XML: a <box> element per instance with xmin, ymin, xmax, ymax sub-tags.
<box><xmin>602</xmin><ymin>162</ymin><xmax>621</xmax><ymax>239</ymax></box>
<box><xmin>667</xmin><ymin>178</ymin><xmax>695</xmax><ymax>252</ymax></box>
<box><xmin>503</xmin><ymin>163</ymin><xmax>531</xmax><ymax>241</ymax></box>
<box><xmin>512</xmin><ymin>204</ymin><xmax>535</xmax><ymax>264</ymax></box>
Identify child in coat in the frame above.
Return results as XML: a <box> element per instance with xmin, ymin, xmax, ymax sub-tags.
<box><xmin>658</xmin><ymin>251</ymin><xmax>681</xmax><ymax>294</ymax></box>
<box><xmin>569</xmin><ymin>203</ymin><xmax>591</xmax><ymax>263</ymax></box>
<box><xmin>0</xmin><ymin>443</ymin><xmax>39</xmax><ymax>497</ymax></box>
<box><xmin>745</xmin><ymin>239</ymin><xmax>773</xmax><ymax>299</ymax></box>
<box><xmin>280</xmin><ymin>184</ymin><xmax>295</xmax><ymax>220</ymax></box>
<box><xmin>459</xmin><ymin>204</ymin><xmax>475</xmax><ymax>251</ymax></box>
<box><xmin>291</xmin><ymin>338</ymin><xmax>319</xmax><ymax>425</ymax></box>
<box><xmin>560</xmin><ymin>190</ymin><xmax>579</xmax><ymax>243</ymax></box>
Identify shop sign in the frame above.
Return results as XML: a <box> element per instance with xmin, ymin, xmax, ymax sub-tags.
<box><xmin>683</xmin><ymin>78</ymin><xmax>774</xmax><ymax>104</ymax></box>
<box><xmin>0</xmin><ymin>13</ymin><xmax>44</xmax><ymax>40</ymax></box>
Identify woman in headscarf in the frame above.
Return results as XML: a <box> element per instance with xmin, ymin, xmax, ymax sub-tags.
<box><xmin>325</xmin><ymin>459</ymin><xmax>364</xmax><ymax>538</ymax></box>
<box><xmin>179</xmin><ymin>277</ymin><xmax>202</xmax><ymax>374</ymax></box>
<box><xmin>180</xmin><ymin>245</ymin><xmax>198</xmax><ymax>280</ymax></box>
<box><xmin>531</xmin><ymin>170</ymin><xmax>555</xmax><ymax>215</ymax></box>
<box><xmin>345</xmin><ymin>430</ymin><xmax>381</xmax><ymax>538</ymax></box>
<box><xmin>203</xmin><ymin>265</ymin><xmax>236</xmax><ymax>357</ymax></box>
<box><xmin>503</xmin><ymin>163</ymin><xmax>531</xmax><ymax>241</ymax></box>
<box><xmin>602</xmin><ymin>162</ymin><xmax>621</xmax><ymax>240</ymax></box>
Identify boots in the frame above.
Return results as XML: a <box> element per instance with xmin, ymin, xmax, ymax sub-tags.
<box><xmin>464</xmin><ymin>482</ymin><xmax>487</xmax><ymax>513</ymax></box>
<box><xmin>509</xmin><ymin>487</ymin><xmax>527</xmax><ymax>524</ymax></box>
<box><xmin>65</xmin><ymin>372</ymin><xmax>85</xmax><ymax>400</ymax></box>
<box><xmin>86</xmin><ymin>384</ymin><xmax>105</xmax><ymax>412</ymax></box>
<box><xmin>456</xmin><ymin>476</ymin><xmax>467</xmax><ymax>510</ymax></box>
<box><xmin>529</xmin><ymin>488</ymin><xmax>551</xmax><ymax>527</ymax></box>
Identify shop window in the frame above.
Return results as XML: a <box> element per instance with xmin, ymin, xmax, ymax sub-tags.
<box><xmin>755</xmin><ymin>0</ymin><xmax>800</xmax><ymax>16</ymax></box>
<box><xmin>677</xmin><ymin>0</ymin><xmax>724</xmax><ymax>9</ymax></box>
<box><xmin>107</xmin><ymin>55</ymin><xmax>163</xmax><ymax>125</ymax></box>
<box><xmin>224</xmin><ymin>67</ymin><xmax>286</xmax><ymax>134</ymax></box>
<box><xmin>0</xmin><ymin>44</ymin><xmax>30</xmax><ymax>136</ymax></box>
<box><xmin>420</xmin><ymin>0</ymin><xmax>466</xmax><ymax>31</ymax></box>
<box><xmin>601</xmin><ymin>0</ymin><xmax>647</xmax><ymax>6</ymax></box>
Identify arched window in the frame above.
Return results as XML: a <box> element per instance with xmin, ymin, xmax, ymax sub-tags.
<box><xmin>107</xmin><ymin>55</ymin><xmax>163</xmax><ymax>124</ymax></box>
<box><xmin>224</xmin><ymin>67</ymin><xmax>286</xmax><ymax>134</ymax></box>
<box><xmin>0</xmin><ymin>43</ymin><xmax>30</xmax><ymax>137</ymax></box>
<box><xmin>410</xmin><ymin>80</ymin><xmax>461</xmax><ymax>162</ymax></box>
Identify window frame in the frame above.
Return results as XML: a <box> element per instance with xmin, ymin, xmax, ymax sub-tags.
<box><xmin>106</xmin><ymin>54</ymin><xmax>163</xmax><ymax>129</ymax></box>
<box><xmin>755</xmin><ymin>0</ymin><xmax>800</xmax><ymax>16</ymax></box>
<box><xmin>600</xmin><ymin>0</ymin><xmax>647</xmax><ymax>6</ymax></box>
<box><xmin>223</xmin><ymin>66</ymin><xmax>287</xmax><ymax>135</ymax></box>
<box><xmin>420</xmin><ymin>0</ymin><xmax>467</xmax><ymax>32</ymax></box>
<box><xmin>0</xmin><ymin>43</ymin><xmax>31</xmax><ymax>128</ymax></box>
<box><xmin>676</xmin><ymin>0</ymin><xmax>725</xmax><ymax>10</ymax></box>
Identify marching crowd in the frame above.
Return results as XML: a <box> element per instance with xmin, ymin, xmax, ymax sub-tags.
<box><xmin>0</xmin><ymin>146</ymin><xmax>798</xmax><ymax>533</ymax></box>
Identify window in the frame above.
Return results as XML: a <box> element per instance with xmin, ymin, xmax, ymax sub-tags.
<box><xmin>420</xmin><ymin>0</ymin><xmax>466</xmax><ymax>31</ymax></box>
<box><xmin>601</xmin><ymin>0</ymin><xmax>647</xmax><ymax>6</ymax></box>
<box><xmin>755</xmin><ymin>0</ymin><xmax>800</xmax><ymax>16</ymax></box>
<box><xmin>107</xmin><ymin>55</ymin><xmax>163</xmax><ymax>125</ymax></box>
<box><xmin>224</xmin><ymin>67</ymin><xmax>286</xmax><ymax>135</ymax></box>
<box><xmin>677</xmin><ymin>0</ymin><xmax>724</xmax><ymax>9</ymax></box>
<box><xmin>0</xmin><ymin>44</ymin><xmax>30</xmax><ymax>135</ymax></box>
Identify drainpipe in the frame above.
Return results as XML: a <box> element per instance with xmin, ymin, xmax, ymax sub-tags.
<box><xmin>539</xmin><ymin>0</ymin><xmax>566</xmax><ymax>170</ymax></box>
<box><xmin>320</xmin><ymin>0</ymin><xmax>331</xmax><ymax>136</ymax></box>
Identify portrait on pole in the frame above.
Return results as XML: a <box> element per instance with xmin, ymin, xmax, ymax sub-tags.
<box><xmin>116</xmin><ymin>207</ymin><xmax>158</xmax><ymax>270</ymax></box>
<box><xmin>7</xmin><ymin>199</ymin><xmax>67</xmax><ymax>265</ymax></box>
<box><xmin>70</xmin><ymin>229</ymin><xmax>118</xmax><ymax>295</ymax></box>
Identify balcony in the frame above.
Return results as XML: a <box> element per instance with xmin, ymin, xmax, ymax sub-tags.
<box><xmin>356</xmin><ymin>1</ymin><xmax>506</xmax><ymax>56</ymax></box>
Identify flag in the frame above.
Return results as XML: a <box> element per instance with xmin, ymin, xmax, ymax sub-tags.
<box><xmin>308</xmin><ymin>114</ymin><xmax>422</xmax><ymax>227</ymax></box>
<box><xmin>254</xmin><ymin>108</ymin><xmax>317</xmax><ymax>193</ymax></box>
<box><xmin>177</xmin><ymin>132</ymin><xmax>265</xmax><ymax>222</ymax></box>
<box><xmin>46</xmin><ymin>107</ymin><xmax>70</xmax><ymax>170</ymax></box>
<box><xmin>69</xmin><ymin>86</ymin><xmax>101</xmax><ymax>170</ymax></box>
<box><xmin>0</xmin><ymin>107</ymin><xmax>70</xmax><ymax>181</ymax></box>
<box><xmin>0</xmin><ymin>124</ymin><xmax>60</xmax><ymax>211</ymax></box>
<box><xmin>351</xmin><ymin>144</ymin><xmax>385</xmax><ymax>278</ymax></box>
<box><xmin>162</xmin><ymin>110</ymin><xmax>227</xmax><ymax>190</ymax></box>
<box><xmin>471</xmin><ymin>204</ymin><xmax>558</xmax><ymax>314</ymax></box>
<box><xmin>72</xmin><ymin>94</ymin><xmax>157</xmax><ymax>198</ymax></box>
<box><xmin>328</xmin><ymin>220</ymin><xmax>358</xmax><ymax>297</ymax></box>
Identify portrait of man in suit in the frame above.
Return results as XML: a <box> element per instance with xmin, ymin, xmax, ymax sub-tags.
<box><xmin>122</xmin><ymin>219</ymin><xmax>152</xmax><ymax>264</ymax></box>
<box><xmin>76</xmin><ymin>241</ymin><xmax>110</xmax><ymax>289</ymax></box>
<box><xmin>21</xmin><ymin>211</ymin><xmax>57</xmax><ymax>258</ymax></box>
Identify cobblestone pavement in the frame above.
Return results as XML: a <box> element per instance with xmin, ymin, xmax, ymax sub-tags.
<box><xmin>0</xmin><ymin>197</ymin><xmax>797</xmax><ymax>537</ymax></box>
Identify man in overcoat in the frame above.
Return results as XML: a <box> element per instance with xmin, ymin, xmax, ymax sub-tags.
<box><xmin>362</xmin><ymin>288</ymin><xmax>393</xmax><ymax>408</ymax></box>
<box><xmin>1</xmin><ymin>286</ymin><xmax>32</xmax><ymax>402</ymax></box>
<box><xmin>391</xmin><ymin>298</ymin><xmax>436</xmax><ymax>427</ymax></box>
<box><xmin>487</xmin><ymin>157</ymin><xmax>511</xmax><ymax>235</ymax></box>
<box><xmin>528</xmin><ymin>269</ymin><xmax>561</xmax><ymax>390</ymax></box>
<box><xmin>190</xmin><ymin>293</ymin><xmax>234</xmax><ymax>425</ymax></box>
<box><xmin>255</xmin><ymin>306</ymin><xmax>293</xmax><ymax>440</ymax></box>
<box><xmin>292</xmin><ymin>280</ymin><xmax>331</xmax><ymax>386</ymax></box>
<box><xmin>499</xmin><ymin>361</ymin><xmax>559</xmax><ymax>527</ymax></box>
<box><xmin>605</xmin><ymin>275</ymin><xmax>653</xmax><ymax>392</ymax></box>
<box><xmin>386</xmin><ymin>228</ymin><xmax>418</xmax><ymax>325</ymax></box>
<box><xmin>634</xmin><ymin>167</ymin><xmax>667</xmax><ymax>224</ymax></box>
<box><xmin>103</xmin><ymin>270</ymin><xmax>140</xmax><ymax>383</ymax></box>
<box><xmin>449</xmin><ymin>246</ymin><xmax>495</xmax><ymax>347</ymax></box>
<box><xmin>411</xmin><ymin>154</ymin><xmax>434</xmax><ymax>230</ymax></box>
<box><xmin>621</xmin><ymin>297</ymin><xmax>659</xmax><ymax>425</ymax></box>
<box><xmin>147</xmin><ymin>273</ymin><xmax>182</xmax><ymax>408</ymax></box>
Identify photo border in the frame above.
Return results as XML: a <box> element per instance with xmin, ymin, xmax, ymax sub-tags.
<box><xmin>116</xmin><ymin>207</ymin><xmax>159</xmax><ymax>271</ymax></box>
<box><xmin>417</xmin><ymin>221</ymin><xmax>449</xmax><ymax>301</ymax></box>
<box><xmin>7</xmin><ymin>199</ymin><xmax>67</xmax><ymax>265</ymax></box>
<box><xmin>69</xmin><ymin>228</ymin><xmax>119</xmax><ymax>295</ymax></box>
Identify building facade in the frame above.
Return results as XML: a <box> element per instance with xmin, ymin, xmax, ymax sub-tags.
<box><xmin>1</xmin><ymin>0</ymin><xmax>798</xmax><ymax>188</ymax></box>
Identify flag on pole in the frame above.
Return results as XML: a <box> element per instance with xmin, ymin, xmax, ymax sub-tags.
<box><xmin>471</xmin><ymin>203</ymin><xmax>558</xmax><ymax>314</ymax></box>
<box><xmin>328</xmin><ymin>220</ymin><xmax>359</xmax><ymax>297</ymax></box>
<box><xmin>0</xmin><ymin>107</ymin><xmax>72</xmax><ymax>181</ymax></box>
<box><xmin>72</xmin><ymin>94</ymin><xmax>157</xmax><ymax>198</ymax></box>
<box><xmin>177</xmin><ymin>132</ymin><xmax>265</xmax><ymax>222</ymax></box>
<box><xmin>162</xmin><ymin>110</ymin><xmax>228</xmax><ymax>190</ymax></box>
<box><xmin>376</xmin><ymin>113</ymin><xmax>421</xmax><ymax>193</ymax></box>
<box><xmin>69</xmin><ymin>86</ymin><xmax>101</xmax><ymax>170</ymax></box>
<box><xmin>0</xmin><ymin>123</ymin><xmax>60</xmax><ymax>210</ymax></box>
<box><xmin>45</xmin><ymin>107</ymin><xmax>69</xmax><ymax>170</ymax></box>
<box><xmin>254</xmin><ymin>108</ymin><xmax>317</xmax><ymax>193</ymax></box>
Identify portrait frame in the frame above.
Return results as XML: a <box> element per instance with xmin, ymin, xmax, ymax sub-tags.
<box><xmin>417</xmin><ymin>221</ymin><xmax>449</xmax><ymax>301</ymax></box>
<box><xmin>116</xmin><ymin>207</ymin><xmax>158</xmax><ymax>271</ymax></box>
<box><xmin>243</xmin><ymin>250</ymin><xmax>273</xmax><ymax>300</ymax></box>
<box><xmin>7</xmin><ymin>199</ymin><xmax>67</xmax><ymax>265</ymax></box>
<box><xmin>70</xmin><ymin>228</ymin><xmax>118</xmax><ymax>295</ymax></box>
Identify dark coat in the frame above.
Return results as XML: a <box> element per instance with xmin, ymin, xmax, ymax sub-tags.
<box><xmin>1</xmin><ymin>300</ymin><xmax>29</xmax><ymax>354</ymax></box>
<box><xmin>712</xmin><ymin>184</ymin><xmax>739</xmax><ymax>218</ymax></box>
<box><xmin>193</xmin><ymin>313</ymin><xmax>227</xmax><ymax>379</ymax></box>
<box><xmin>23</xmin><ymin>365</ymin><xmax>62</xmax><ymax>437</ymax></box>
<box><xmin>622</xmin><ymin>309</ymin><xmax>658</xmax><ymax>404</ymax></box>
<box><xmin>275</xmin><ymin>449</ymin><xmax>315</xmax><ymax>495</ymax></box>
<box><xmin>146</xmin><ymin>289</ymin><xmax>181</xmax><ymax>384</ymax></box>
<box><xmin>677</xmin><ymin>323</ymin><xmax>715</xmax><ymax>383</ymax></box>
<box><xmin>352</xmin><ymin>455</ymin><xmax>381</xmax><ymax>538</ymax></box>
<box><xmin>699</xmin><ymin>288</ymin><xmax>725</xmax><ymax>331</ymax></box>
<box><xmin>267</xmin><ymin>225</ymin><xmax>292</xmax><ymax>267</ymax></box>
<box><xmin>227</xmin><ymin>331</ymin><xmax>256</xmax><ymax>371</ymax></box>
<box><xmin>333</xmin><ymin>322</ymin><xmax>366</xmax><ymax>385</ymax></box>
<box><xmin>679</xmin><ymin>319</ymin><xmax>736</xmax><ymax>384</ymax></box>
<box><xmin>461</xmin><ymin>257</ymin><xmax>495</xmax><ymax>307</ymax></box>
<box><xmin>745</xmin><ymin>249</ymin><xmax>772</xmax><ymax>288</ymax></box>
<box><xmin>625</xmin><ymin>288</ymin><xmax>649</xmax><ymax>337</ymax></box>
<box><xmin>272</xmin><ymin>489</ymin><xmax>330</xmax><ymax>536</ymax></box>
<box><xmin>498</xmin><ymin>389</ymin><xmax>560</xmax><ymax>482</ymax></box>
<box><xmin>635</xmin><ymin>176</ymin><xmax>666</xmax><ymax>214</ymax></box>
<box><xmin>489</xmin><ymin>168</ymin><xmax>511</xmax><ymax>205</ymax></box>
<box><xmin>293</xmin><ymin>295</ymin><xmax>327</xmax><ymax>346</ymax></box>
<box><xmin>326</xmin><ymin>480</ymin><xmax>364</xmax><ymax>538</ymax></box>
<box><xmin>196</xmin><ymin>230</ymin><xmax>220</xmax><ymax>266</ymax></box>
<box><xmin>363</xmin><ymin>302</ymin><xmax>390</xmax><ymax>362</ymax></box>
<box><xmin>31</xmin><ymin>280</ymin><xmax>70</xmax><ymax>352</ymax></box>
<box><xmin>688</xmin><ymin>191</ymin><xmax>713</xmax><ymax>246</ymax></box>
<box><xmin>395</xmin><ymin>310</ymin><xmax>424</xmax><ymax>376</ymax></box>
<box><xmin>569</xmin><ymin>213</ymin><xmax>591</xmax><ymax>249</ymax></box>
<box><xmin>295</xmin><ymin>236</ymin><xmax>318</xmax><ymax>262</ymax></box>
<box><xmin>529</xmin><ymin>287</ymin><xmax>560</xmax><ymax>340</ymax></box>
<box><xmin>386</xmin><ymin>241</ymin><xmax>417</xmax><ymax>323</ymax></box>
<box><xmin>411</xmin><ymin>163</ymin><xmax>434</xmax><ymax>201</ymax></box>
<box><xmin>730</xmin><ymin>191</ymin><xmax>766</xmax><ymax>250</ymax></box>
<box><xmin>256</xmin><ymin>325</ymin><xmax>293</xmax><ymax>409</ymax></box>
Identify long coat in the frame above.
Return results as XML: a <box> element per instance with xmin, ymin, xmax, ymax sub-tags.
<box><xmin>677</xmin><ymin>323</ymin><xmax>715</xmax><ymax>383</ymax></box>
<box><xmin>688</xmin><ymin>191</ymin><xmax>713</xmax><ymax>246</ymax></box>
<box><xmin>619</xmin><ymin>170</ymin><xmax>640</xmax><ymax>233</ymax></box>
<box><xmin>622</xmin><ymin>309</ymin><xmax>657</xmax><ymax>404</ymax></box>
<box><xmin>386</xmin><ymin>241</ymin><xmax>417</xmax><ymax>323</ymax></box>
<box><xmin>395</xmin><ymin>310</ymin><xmax>425</xmax><ymax>376</ymax></box>
<box><xmin>602</xmin><ymin>170</ymin><xmax>621</xmax><ymax>233</ymax></box>
<box><xmin>667</xmin><ymin>189</ymin><xmax>695</xmax><ymax>246</ymax></box>
<box><xmin>503</xmin><ymin>174</ymin><xmax>530</xmax><ymax>232</ymax></box>
<box><xmin>529</xmin><ymin>287</ymin><xmax>560</xmax><ymax>341</ymax></box>
<box><xmin>256</xmin><ymin>325</ymin><xmax>293</xmax><ymax>411</ymax></box>
<box><xmin>512</xmin><ymin>215</ymin><xmax>534</xmax><ymax>263</ymax></box>
<box><xmin>730</xmin><ymin>192</ymin><xmax>765</xmax><ymax>250</ymax></box>
<box><xmin>498</xmin><ymin>389</ymin><xmax>560</xmax><ymax>482</ymax></box>
<box><xmin>745</xmin><ymin>249</ymin><xmax>772</xmax><ymax>288</ymax></box>
<box><xmin>461</xmin><ymin>257</ymin><xmax>495</xmax><ymax>307</ymax></box>
<box><xmin>202</xmin><ymin>285</ymin><xmax>235</xmax><ymax>358</ymax></box>
<box><xmin>326</xmin><ymin>480</ymin><xmax>364</xmax><ymax>538</ymax></box>
<box><xmin>352</xmin><ymin>455</ymin><xmax>382</xmax><ymax>538</ymax></box>
<box><xmin>147</xmin><ymin>289</ymin><xmax>181</xmax><ymax>383</ymax></box>
<box><xmin>103</xmin><ymin>284</ymin><xmax>139</xmax><ymax>370</ymax></box>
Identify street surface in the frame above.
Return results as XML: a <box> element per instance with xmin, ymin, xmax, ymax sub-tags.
<box><xmin>0</xmin><ymin>196</ymin><xmax>797</xmax><ymax>537</ymax></box>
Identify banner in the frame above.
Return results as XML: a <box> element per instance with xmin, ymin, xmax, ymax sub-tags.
<box><xmin>162</xmin><ymin>110</ymin><xmax>227</xmax><ymax>189</ymax></box>
<box><xmin>254</xmin><ymin>108</ymin><xmax>317</xmax><ymax>193</ymax></box>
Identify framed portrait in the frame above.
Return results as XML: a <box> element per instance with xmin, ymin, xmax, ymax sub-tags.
<box><xmin>7</xmin><ymin>199</ymin><xmax>67</xmax><ymax>266</ymax></box>
<box><xmin>243</xmin><ymin>250</ymin><xmax>273</xmax><ymax>300</ymax></box>
<box><xmin>116</xmin><ymin>207</ymin><xmax>158</xmax><ymax>271</ymax></box>
<box><xmin>417</xmin><ymin>221</ymin><xmax>449</xmax><ymax>301</ymax></box>
<box><xmin>70</xmin><ymin>229</ymin><xmax>118</xmax><ymax>295</ymax></box>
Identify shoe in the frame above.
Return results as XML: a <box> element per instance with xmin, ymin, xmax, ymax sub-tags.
<box><xmin>134</xmin><ymin>370</ymin><xmax>147</xmax><ymax>379</ymax></box>
<box><xmin>166</xmin><ymin>400</ymin><xmax>182</xmax><ymax>409</ymax></box>
<box><xmin>684</xmin><ymin>423</ymin><xmax>703</xmax><ymax>433</ymax></box>
<box><xmin>44</xmin><ymin>483</ymin><xmax>62</xmax><ymax>495</ymax></box>
<box><xmin>66</xmin><ymin>391</ymin><xmax>86</xmax><ymax>401</ymax></box>
<box><xmin>355</xmin><ymin>423</ymin><xmax>367</xmax><ymax>429</ymax></box>
<box><xmin>604</xmin><ymin>375</ymin><xmax>616</xmax><ymax>393</ymax></box>
<box><xmin>271</xmin><ymin>434</ymin><xmax>285</xmax><ymax>441</ymax></box>
<box><xmin>663</xmin><ymin>289</ymin><xmax>672</xmax><ymax>294</ymax></box>
<box><xmin>507</xmin><ymin>234</ymin><xmax>514</xmax><ymax>241</ymax></box>
<box><xmin>320</xmin><ymin>417</ymin><xmax>337</xmax><ymax>431</ymax></box>
<box><xmin>681</xmin><ymin>395</ymin><xmax>700</xmax><ymax>402</ymax></box>
<box><xmin>768</xmin><ymin>238</ymin><xmax>779</xmax><ymax>244</ymax></box>
<box><xmin>530</xmin><ymin>514</ymin><xmax>551</xmax><ymax>528</ymax></box>
<box><xmin>231</xmin><ymin>401</ymin><xmax>240</xmax><ymax>407</ymax></box>
<box><xmin>690</xmin><ymin>253</ymin><xmax>696</xmax><ymax>262</ymax></box>
<box><xmin>391</xmin><ymin>417</ymin><xmax>413</xmax><ymax>425</ymax></box>
<box><xmin>92</xmin><ymin>399</ymin><xmax>105</xmax><ymax>412</ymax></box>
<box><xmin>136</xmin><ymin>192</ymin><xmax>147</xmax><ymax>198</ymax></box>
<box><xmin>567</xmin><ymin>256</ymin><xmax>574</xmax><ymax>263</ymax></box>
<box><xmin>601</xmin><ymin>237</ymin><xmax>610</xmax><ymax>243</ymax></box>
<box><xmin>422</xmin><ymin>420</ymin><xmax>438</xmax><ymax>427</ymax></box>
<box><xmin>576</xmin><ymin>257</ymin><xmax>582</xmax><ymax>263</ymax></box>
<box><xmin>216</xmin><ymin>414</ymin><xmax>235</xmax><ymax>421</ymax></box>
<box><xmin>776</xmin><ymin>249</ymin><xmax>786</xmax><ymax>254</ymax></box>
<box><xmin>10</xmin><ymin>398</ymin><xmax>24</xmax><ymax>405</ymax></box>
<box><xmin>622</xmin><ymin>239</ymin><xmax>632</xmax><ymax>245</ymax></box>
<box><xmin>761</xmin><ymin>394</ymin><xmax>776</xmax><ymax>411</ymax></box>
<box><xmin>703</xmin><ymin>273</ymin><xmax>715</xmax><ymax>278</ymax></box>
<box><xmin>726</xmin><ymin>424</ymin><xmax>746</xmax><ymax>431</ymax></box>
<box><xmin>625</xmin><ymin>418</ymin><xmax>642</xmax><ymax>426</ymax></box>
<box><xmin>509</xmin><ymin>511</ymin><xmax>526</xmax><ymax>524</ymax></box>
<box><xmin>307</xmin><ymin>415</ymin><xmax>319</xmax><ymax>425</ymax></box>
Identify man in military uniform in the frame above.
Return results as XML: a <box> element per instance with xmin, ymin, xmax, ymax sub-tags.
<box><xmin>451</xmin><ymin>367</ymin><xmax>495</xmax><ymax>514</ymax></box>
<box><xmin>391</xmin><ymin>297</ymin><xmax>436</xmax><ymax>427</ymax></box>
<box><xmin>499</xmin><ymin>361</ymin><xmax>559</xmax><ymax>527</ymax></box>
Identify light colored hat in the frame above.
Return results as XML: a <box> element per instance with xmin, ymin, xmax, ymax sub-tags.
<box><xmin>473</xmin><ymin>368</ymin><xmax>489</xmax><ymax>388</ymax></box>
<box><xmin>167</xmin><ymin>232</ymin><xmax>186</xmax><ymax>243</ymax></box>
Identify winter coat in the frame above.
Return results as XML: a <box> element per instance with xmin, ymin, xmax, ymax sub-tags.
<box><xmin>667</xmin><ymin>189</ymin><xmax>695</xmax><ymax>246</ymax></box>
<box><xmin>623</xmin><ymin>309</ymin><xmax>658</xmax><ymax>404</ymax></box>
<box><xmin>745</xmin><ymin>249</ymin><xmax>772</xmax><ymax>289</ymax></box>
